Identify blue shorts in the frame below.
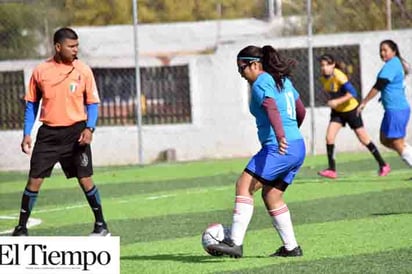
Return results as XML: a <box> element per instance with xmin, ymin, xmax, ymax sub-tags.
<box><xmin>381</xmin><ymin>108</ymin><xmax>410</xmax><ymax>138</ymax></box>
<box><xmin>245</xmin><ymin>139</ymin><xmax>306</xmax><ymax>186</ymax></box>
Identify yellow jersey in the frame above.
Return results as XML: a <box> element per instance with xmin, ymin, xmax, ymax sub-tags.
<box><xmin>320</xmin><ymin>68</ymin><xmax>358</xmax><ymax>112</ymax></box>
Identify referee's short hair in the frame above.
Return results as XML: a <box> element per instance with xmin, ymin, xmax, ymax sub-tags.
<box><xmin>53</xmin><ymin>27</ymin><xmax>78</xmax><ymax>44</ymax></box>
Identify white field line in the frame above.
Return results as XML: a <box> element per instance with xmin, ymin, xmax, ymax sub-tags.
<box><xmin>0</xmin><ymin>216</ymin><xmax>42</xmax><ymax>235</ymax></box>
<box><xmin>0</xmin><ymin>186</ymin><xmax>230</xmax><ymax>234</ymax></box>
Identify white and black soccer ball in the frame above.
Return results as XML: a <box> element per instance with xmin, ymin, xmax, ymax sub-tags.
<box><xmin>201</xmin><ymin>223</ymin><xmax>231</xmax><ymax>256</ymax></box>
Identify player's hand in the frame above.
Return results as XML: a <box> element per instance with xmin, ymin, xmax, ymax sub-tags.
<box><xmin>21</xmin><ymin>135</ymin><xmax>32</xmax><ymax>155</ymax></box>
<box><xmin>278</xmin><ymin>137</ymin><xmax>288</xmax><ymax>155</ymax></box>
<box><xmin>357</xmin><ymin>103</ymin><xmax>366</xmax><ymax>116</ymax></box>
<box><xmin>327</xmin><ymin>99</ymin><xmax>339</xmax><ymax>109</ymax></box>
<box><xmin>78</xmin><ymin>128</ymin><xmax>93</xmax><ymax>146</ymax></box>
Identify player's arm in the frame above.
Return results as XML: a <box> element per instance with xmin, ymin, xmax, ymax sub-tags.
<box><xmin>295</xmin><ymin>97</ymin><xmax>306</xmax><ymax>128</ymax></box>
<box><xmin>328</xmin><ymin>81</ymin><xmax>356</xmax><ymax>108</ymax></box>
<box><xmin>357</xmin><ymin>78</ymin><xmax>388</xmax><ymax>114</ymax></box>
<box><xmin>21</xmin><ymin>74</ymin><xmax>41</xmax><ymax>154</ymax></box>
<box><xmin>23</xmin><ymin>101</ymin><xmax>39</xmax><ymax>137</ymax></box>
<box><xmin>78</xmin><ymin>103</ymin><xmax>99</xmax><ymax>145</ymax></box>
<box><xmin>262</xmin><ymin>97</ymin><xmax>287</xmax><ymax>154</ymax></box>
<box><xmin>79</xmin><ymin>67</ymin><xmax>100</xmax><ymax>145</ymax></box>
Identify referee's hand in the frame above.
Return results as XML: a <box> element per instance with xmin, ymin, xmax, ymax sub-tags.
<box><xmin>78</xmin><ymin>128</ymin><xmax>93</xmax><ymax>146</ymax></box>
<box><xmin>21</xmin><ymin>135</ymin><xmax>32</xmax><ymax>155</ymax></box>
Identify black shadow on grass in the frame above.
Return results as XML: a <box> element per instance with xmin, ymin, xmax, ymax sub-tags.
<box><xmin>121</xmin><ymin>253</ymin><xmax>265</xmax><ymax>263</ymax></box>
<box><xmin>222</xmin><ymin>247</ymin><xmax>412</xmax><ymax>274</ymax></box>
<box><xmin>29</xmin><ymin>187</ymin><xmax>412</xmax><ymax>245</ymax></box>
<box><xmin>371</xmin><ymin>211</ymin><xmax>412</xmax><ymax>216</ymax></box>
<box><xmin>121</xmin><ymin>253</ymin><xmax>231</xmax><ymax>264</ymax></box>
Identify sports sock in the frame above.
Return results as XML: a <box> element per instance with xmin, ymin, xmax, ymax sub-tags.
<box><xmin>366</xmin><ymin>142</ymin><xmax>386</xmax><ymax>167</ymax></box>
<box><xmin>268</xmin><ymin>204</ymin><xmax>298</xmax><ymax>251</ymax></box>
<box><xmin>230</xmin><ymin>196</ymin><xmax>254</xmax><ymax>246</ymax></box>
<box><xmin>84</xmin><ymin>185</ymin><xmax>105</xmax><ymax>224</ymax></box>
<box><xmin>326</xmin><ymin>144</ymin><xmax>336</xmax><ymax>171</ymax></box>
<box><xmin>401</xmin><ymin>143</ymin><xmax>412</xmax><ymax>167</ymax></box>
<box><xmin>18</xmin><ymin>187</ymin><xmax>38</xmax><ymax>227</ymax></box>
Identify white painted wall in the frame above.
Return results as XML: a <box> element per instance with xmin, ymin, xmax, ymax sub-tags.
<box><xmin>1</xmin><ymin>29</ymin><xmax>412</xmax><ymax>170</ymax></box>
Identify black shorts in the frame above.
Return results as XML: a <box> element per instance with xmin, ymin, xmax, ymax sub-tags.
<box><xmin>29</xmin><ymin>121</ymin><xmax>93</xmax><ymax>179</ymax></box>
<box><xmin>330</xmin><ymin>108</ymin><xmax>363</xmax><ymax>129</ymax></box>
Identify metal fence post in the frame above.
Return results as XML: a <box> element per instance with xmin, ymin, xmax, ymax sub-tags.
<box><xmin>132</xmin><ymin>0</ymin><xmax>143</xmax><ymax>165</ymax></box>
<box><xmin>307</xmin><ymin>0</ymin><xmax>316</xmax><ymax>155</ymax></box>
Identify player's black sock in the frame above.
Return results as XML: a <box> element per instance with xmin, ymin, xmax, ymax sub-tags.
<box><xmin>366</xmin><ymin>142</ymin><xmax>386</xmax><ymax>167</ymax></box>
<box><xmin>327</xmin><ymin>144</ymin><xmax>336</xmax><ymax>171</ymax></box>
<box><xmin>18</xmin><ymin>187</ymin><xmax>38</xmax><ymax>227</ymax></box>
<box><xmin>84</xmin><ymin>185</ymin><xmax>105</xmax><ymax>224</ymax></box>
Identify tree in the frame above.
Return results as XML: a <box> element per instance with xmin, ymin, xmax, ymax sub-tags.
<box><xmin>0</xmin><ymin>0</ymin><xmax>69</xmax><ymax>60</ymax></box>
<box><xmin>64</xmin><ymin>0</ymin><xmax>264</xmax><ymax>25</ymax></box>
<box><xmin>282</xmin><ymin>0</ymin><xmax>412</xmax><ymax>34</ymax></box>
<box><xmin>64</xmin><ymin>0</ymin><xmax>133</xmax><ymax>25</ymax></box>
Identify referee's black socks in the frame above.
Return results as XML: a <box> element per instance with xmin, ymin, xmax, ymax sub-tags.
<box><xmin>18</xmin><ymin>187</ymin><xmax>39</xmax><ymax>227</ymax></box>
<box><xmin>84</xmin><ymin>185</ymin><xmax>106</xmax><ymax>225</ymax></box>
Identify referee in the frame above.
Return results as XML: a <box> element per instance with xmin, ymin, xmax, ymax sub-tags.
<box><xmin>12</xmin><ymin>27</ymin><xmax>109</xmax><ymax>236</ymax></box>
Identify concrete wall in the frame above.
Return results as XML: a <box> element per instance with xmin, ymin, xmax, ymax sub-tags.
<box><xmin>1</xmin><ymin>29</ymin><xmax>412</xmax><ymax>170</ymax></box>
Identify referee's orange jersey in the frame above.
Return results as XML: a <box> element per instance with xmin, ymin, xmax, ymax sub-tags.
<box><xmin>25</xmin><ymin>58</ymin><xmax>100</xmax><ymax>126</ymax></box>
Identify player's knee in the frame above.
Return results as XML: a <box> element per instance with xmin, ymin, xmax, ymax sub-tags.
<box><xmin>27</xmin><ymin>177</ymin><xmax>43</xmax><ymax>191</ymax></box>
<box><xmin>325</xmin><ymin>136</ymin><xmax>334</xmax><ymax>144</ymax></box>
<box><xmin>380</xmin><ymin>138</ymin><xmax>391</xmax><ymax>148</ymax></box>
<box><xmin>360</xmin><ymin>138</ymin><xmax>370</xmax><ymax>146</ymax></box>
<box><xmin>79</xmin><ymin>178</ymin><xmax>94</xmax><ymax>191</ymax></box>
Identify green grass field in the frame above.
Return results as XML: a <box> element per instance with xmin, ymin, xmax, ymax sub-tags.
<box><xmin>1</xmin><ymin>152</ymin><xmax>412</xmax><ymax>273</ymax></box>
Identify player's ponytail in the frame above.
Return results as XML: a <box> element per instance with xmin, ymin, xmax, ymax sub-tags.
<box><xmin>261</xmin><ymin>45</ymin><xmax>297</xmax><ymax>90</ymax></box>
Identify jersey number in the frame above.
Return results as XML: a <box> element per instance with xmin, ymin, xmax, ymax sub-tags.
<box><xmin>284</xmin><ymin>91</ymin><xmax>296</xmax><ymax>120</ymax></box>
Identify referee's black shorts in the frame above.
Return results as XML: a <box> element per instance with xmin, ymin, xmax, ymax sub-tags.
<box><xmin>29</xmin><ymin>121</ymin><xmax>93</xmax><ymax>179</ymax></box>
<box><xmin>330</xmin><ymin>107</ymin><xmax>363</xmax><ymax>130</ymax></box>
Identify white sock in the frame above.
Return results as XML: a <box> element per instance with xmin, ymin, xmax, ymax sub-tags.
<box><xmin>230</xmin><ymin>196</ymin><xmax>254</xmax><ymax>246</ymax></box>
<box><xmin>401</xmin><ymin>143</ymin><xmax>412</xmax><ymax>166</ymax></box>
<box><xmin>268</xmin><ymin>204</ymin><xmax>298</xmax><ymax>251</ymax></box>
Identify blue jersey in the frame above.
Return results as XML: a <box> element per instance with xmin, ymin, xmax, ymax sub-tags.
<box><xmin>378</xmin><ymin>56</ymin><xmax>409</xmax><ymax>110</ymax></box>
<box><xmin>249</xmin><ymin>72</ymin><xmax>303</xmax><ymax>146</ymax></box>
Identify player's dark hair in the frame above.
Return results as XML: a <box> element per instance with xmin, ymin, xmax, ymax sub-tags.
<box><xmin>319</xmin><ymin>53</ymin><xmax>335</xmax><ymax>64</ymax></box>
<box><xmin>319</xmin><ymin>53</ymin><xmax>344</xmax><ymax>71</ymax></box>
<box><xmin>380</xmin><ymin>39</ymin><xmax>409</xmax><ymax>75</ymax></box>
<box><xmin>237</xmin><ymin>45</ymin><xmax>296</xmax><ymax>90</ymax></box>
<box><xmin>53</xmin><ymin>27</ymin><xmax>78</xmax><ymax>44</ymax></box>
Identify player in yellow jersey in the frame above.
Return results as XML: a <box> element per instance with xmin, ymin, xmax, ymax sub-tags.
<box><xmin>318</xmin><ymin>54</ymin><xmax>390</xmax><ymax>179</ymax></box>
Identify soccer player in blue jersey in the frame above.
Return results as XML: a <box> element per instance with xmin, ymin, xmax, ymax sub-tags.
<box><xmin>317</xmin><ymin>54</ymin><xmax>390</xmax><ymax>179</ymax></box>
<box><xmin>209</xmin><ymin>45</ymin><xmax>306</xmax><ymax>258</ymax></box>
<box><xmin>358</xmin><ymin>40</ymin><xmax>412</xmax><ymax>167</ymax></box>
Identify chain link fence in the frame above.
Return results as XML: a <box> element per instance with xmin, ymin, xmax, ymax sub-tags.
<box><xmin>1</xmin><ymin>0</ymin><xmax>412</xmax><ymax>130</ymax></box>
<box><xmin>279</xmin><ymin>45</ymin><xmax>361</xmax><ymax>108</ymax></box>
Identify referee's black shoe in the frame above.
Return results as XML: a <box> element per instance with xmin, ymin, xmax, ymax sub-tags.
<box><xmin>89</xmin><ymin>222</ymin><xmax>111</xmax><ymax>236</ymax></box>
<box><xmin>12</xmin><ymin>225</ymin><xmax>28</xmax><ymax>236</ymax></box>
<box><xmin>270</xmin><ymin>246</ymin><xmax>303</xmax><ymax>257</ymax></box>
<box><xmin>208</xmin><ymin>238</ymin><xmax>243</xmax><ymax>258</ymax></box>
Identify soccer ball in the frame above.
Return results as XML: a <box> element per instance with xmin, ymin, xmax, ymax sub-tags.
<box><xmin>201</xmin><ymin>223</ymin><xmax>230</xmax><ymax>256</ymax></box>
